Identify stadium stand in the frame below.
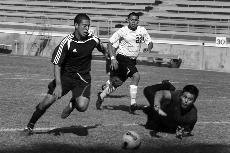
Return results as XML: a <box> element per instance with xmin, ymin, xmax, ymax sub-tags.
<box><xmin>0</xmin><ymin>0</ymin><xmax>230</xmax><ymax>46</ymax></box>
<box><xmin>0</xmin><ymin>0</ymin><xmax>154</xmax><ymax>30</ymax></box>
<box><xmin>145</xmin><ymin>0</ymin><xmax>230</xmax><ymax>41</ymax></box>
<box><xmin>1</xmin><ymin>0</ymin><xmax>230</xmax><ymax>71</ymax></box>
<box><xmin>0</xmin><ymin>0</ymin><xmax>229</xmax><ymax>39</ymax></box>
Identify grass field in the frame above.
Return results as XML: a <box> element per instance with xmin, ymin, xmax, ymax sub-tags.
<box><xmin>0</xmin><ymin>54</ymin><xmax>229</xmax><ymax>153</ymax></box>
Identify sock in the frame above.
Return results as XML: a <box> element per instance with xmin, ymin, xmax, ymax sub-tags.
<box><xmin>104</xmin><ymin>80</ymin><xmax>110</xmax><ymax>89</ymax></box>
<box><xmin>100</xmin><ymin>85</ymin><xmax>116</xmax><ymax>99</ymax></box>
<box><xmin>130</xmin><ymin>85</ymin><xmax>138</xmax><ymax>105</ymax></box>
<box><xmin>106</xmin><ymin>80</ymin><xmax>110</xmax><ymax>86</ymax></box>
<box><xmin>27</xmin><ymin>104</ymin><xmax>46</xmax><ymax>128</ymax></box>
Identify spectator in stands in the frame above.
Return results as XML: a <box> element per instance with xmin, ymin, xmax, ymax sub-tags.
<box><xmin>23</xmin><ymin>13</ymin><xmax>107</xmax><ymax>135</ymax></box>
<box><xmin>142</xmin><ymin>80</ymin><xmax>199</xmax><ymax>139</ymax></box>
<box><xmin>96</xmin><ymin>12</ymin><xmax>153</xmax><ymax>114</ymax></box>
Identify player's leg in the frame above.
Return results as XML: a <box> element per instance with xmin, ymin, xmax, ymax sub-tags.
<box><xmin>129</xmin><ymin>71</ymin><xmax>140</xmax><ymax>114</ymax></box>
<box><xmin>101</xmin><ymin>79</ymin><xmax>111</xmax><ymax>90</ymax></box>
<box><xmin>96</xmin><ymin>62</ymin><xmax>125</xmax><ymax>110</ymax></box>
<box><xmin>24</xmin><ymin>94</ymin><xmax>56</xmax><ymax>135</ymax></box>
<box><xmin>142</xmin><ymin>106</ymin><xmax>162</xmax><ymax>135</ymax></box>
<box><xmin>24</xmin><ymin>78</ymin><xmax>70</xmax><ymax>135</ymax></box>
<box><xmin>100</xmin><ymin>57</ymin><xmax>112</xmax><ymax>92</ymax></box>
<box><xmin>101</xmin><ymin>56</ymin><xmax>111</xmax><ymax>90</ymax></box>
<box><xmin>61</xmin><ymin>97</ymin><xmax>75</xmax><ymax>119</ymax></box>
<box><xmin>143</xmin><ymin>80</ymin><xmax>175</xmax><ymax>107</ymax></box>
<box><xmin>96</xmin><ymin>75</ymin><xmax>123</xmax><ymax>110</ymax></box>
<box><xmin>61</xmin><ymin>85</ymin><xmax>91</xmax><ymax>118</ymax></box>
<box><xmin>122</xmin><ymin>57</ymin><xmax>140</xmax><ymax>114</ymax></box>
<box><xmin>61</xmin><ymin>73</ymin><xmax>91</xmax><ymax>118</ymax></box>
<box><xmin>75</xmin><ymin>95</ymin><xmax>90</xmax><ymax>112</ymax></box>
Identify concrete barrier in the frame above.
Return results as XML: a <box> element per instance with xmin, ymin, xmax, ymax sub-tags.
<box><xmin>0</xmin><ymin>29</ymin><xmax>230</xmax><ymax>73</ymax></box>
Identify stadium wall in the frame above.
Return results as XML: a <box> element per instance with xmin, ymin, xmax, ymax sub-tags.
<box><xmin>152</xmin><ymin>41</ymin><xmax>230</xmax><ymax>72</ymax></box>
<box><xmin>1</xmin><ymin>30</ymin><xmax>230</xmax><ymax>73</ymax></box>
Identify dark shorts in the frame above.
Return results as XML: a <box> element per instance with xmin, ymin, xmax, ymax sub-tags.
<box><xmin>145</xmin><ymin>107</ymin><xmax>178</xmax><ymax>133</ymax></box>
<box><xmin>105</xmin><ymin>57</ymin><xmax>111</xmax><ymax>74</ymax></box>
<box><xmin>143</xmin><ymin>82</ymin><xmax>176</xmax><ymax>106</ymax></box>
<box><xmin>110</xmin><ymin>54</ymin><xmax>138</xmax><ymax>82</ymax></box>
<box><xmin>47</xmin><ymin>72</ymin><xmax>91</xmax><ymax>99</ymax></box>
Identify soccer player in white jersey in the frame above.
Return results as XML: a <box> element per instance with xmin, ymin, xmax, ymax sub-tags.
<box><xmin>96</xmin><ymin>12</ymin><xmax>153</xmax><ymax>114</ymax></box>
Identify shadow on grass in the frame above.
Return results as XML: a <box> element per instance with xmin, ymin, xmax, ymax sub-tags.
<box><xmin>1</xmin><ymin>143</ymin><xmax>229</xmax><ymax>153</ymax></box>
<box><xmin>102</xmin><ymin>105</ymin><xmax>140</xmax><ymax>115</ymax></box>
<box><xmin>34</xmin><ymin>124</ymin><xmax>100</xmax><ymax>136</ymax></box>
<box><xmin>105</xmin><ymin>94</ymin><xmax>128</xmax><ymax>98</ymax></box>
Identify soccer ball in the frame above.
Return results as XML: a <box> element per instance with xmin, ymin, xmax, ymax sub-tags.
<box><xmin>122</xmin><ymin>131</ymin><xmax>141</xmax><ymax>150</ymax></box>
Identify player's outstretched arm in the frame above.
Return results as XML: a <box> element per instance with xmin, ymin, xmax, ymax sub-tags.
<box><xmin>96</xmin><ymin>41</ymin><xmax>107</xmax><ymax>56</ymax></box>
<box><xmin>107</xmin><ymin>42</ymin><xmax>118</xmax><ymax>70</ymax></box>
<box><xmin>153</xmin><ymin>90</ymin><xmax>171</xmax><ymax>116</ymax></box>
<box><xmin>147</xmin><ymin>41</ymin><xmax>153</xmax><ymax>52</ymax></box>
<box><xmin>53</xmin><ymin>64</ymin><xmax>62</xmax><ymax>100</ymax></box>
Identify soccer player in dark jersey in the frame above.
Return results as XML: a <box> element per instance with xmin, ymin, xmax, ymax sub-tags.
<box><xmin>23</xmin><ymin>13</ymin><xmax>106</xmax><ymax>135</ymax></box>
<box><xmin>142</xmin><ymin>81</ymin><xmax>199</xmax><ymax>139</ymax></box>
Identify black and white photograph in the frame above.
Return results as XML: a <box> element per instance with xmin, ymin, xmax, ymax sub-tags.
<box><xmin>0</xmin><ymin>0</ymin><xmax>229</xmax><ymax>153</ymax></box>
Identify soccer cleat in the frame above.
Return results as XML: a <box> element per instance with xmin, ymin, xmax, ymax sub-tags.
<box><xmin>161</xmin><ymin>80</ymin><xmax>170</xmax><ymax>84</ymax></box>
<box><xmin>21</xmin><ymin>123</ymin><xmax>34</xmax><ymax>136</ymax></box>
<box><xmin>162</xmin><ymin>80</ymin><xmax>176</xmax><ymax>91</ymax></box>
<box><xmin>61</xmin><ymin>102</ymin><xmax>74</xmax><ymax>119</ymax></box>
<box><xmin>129</xmin><ymin>103</ymin><xmax>138</xmax><ymax>114</ymax></box>
<box><xmin>142</xmin><ymin>106</ymin><xmax>152</xmax><ymax>115</ymax></box>
<box><xmin>96</xmin><ymin>92</ymin><xmax>103</xmax><ymax>110</ymax></box>
<box><xmin>101</xmin><ymin>84</ymin><xmax>107</xmax><ymax>90</ymax></box>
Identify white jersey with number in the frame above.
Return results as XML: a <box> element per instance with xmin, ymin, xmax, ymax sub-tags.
<box><xmin>109</xmin><ymin>26</ymin><xmax>152</xmax><ymax>58</ymax></box>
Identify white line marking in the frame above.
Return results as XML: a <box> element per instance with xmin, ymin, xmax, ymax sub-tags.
<box><xmin>197</xmin><ymin>121</ymin><xmax>230</xmax><ymax>124</ymax></box>
<box><xmin>1</xmin><ymin>77</ymin><xmax>52</xmax><ymax>81</ymax></box>
<box><xmin>0</xmin><ymin>121</ymin><xmax>229</xmax><ymax>132</ymax></box>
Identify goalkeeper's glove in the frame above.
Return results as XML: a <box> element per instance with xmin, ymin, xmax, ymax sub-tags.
<box><xmin>176</xmin><ymin>126</ymin><xmax>193</xmax><ymax>140</ymax></box>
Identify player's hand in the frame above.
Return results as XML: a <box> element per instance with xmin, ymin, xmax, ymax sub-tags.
<box><xmin>143</xmin><ymin>48</ymin><xmax>150</xmax><ymax>53</ymax></box>
<box><xmin>110</xmin><ymin>59</ymin><xmax>118</xmax><ymax>70</ymax></box>
<box><xmin>104</xmin><ymin>52</ymin><xmax>110</xmax><ymax>60</ymax></box>
<box><xmin>158</xmin><ymin>108</ymin><xmax>167</xmax><ymax>116</ymax></box>
<box><xmin>176</xmin><ymin>126</ymin><xmax>184</xmax><ymax>140</ymax></box>
<box><xmin>53</xmin><ymin>85</ymin><xmax>62</xmax><ymax>100</ymax></box>
<box><xmin>176</xmin><ymin>126</ymin><xmax>193</xmax><ymax>140</ymax></box>
<box><xmin>154</xmin><ymin>105</ymin><xmax>167</xmax><ymax>116</ymax></box>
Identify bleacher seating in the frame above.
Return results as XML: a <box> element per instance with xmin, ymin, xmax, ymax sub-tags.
<box><xmin>146</xmin><ymin>0</ymin><xmax>230</xmax><ymax>38</ymax></box>
<box><xmin>0</xmin><ymin>0</ymin><xmax>230</xmax><ymax>42</ymax></box>
<box><xmin>0</xmin><ymin>0</ymin><xmax>154</xmax><ymax>29</ymax></box>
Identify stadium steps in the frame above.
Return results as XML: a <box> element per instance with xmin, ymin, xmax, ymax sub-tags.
<box><xmin>162</xmin><ymin>0</ymin><xmax>230</xmax><ymax>7</ymax></box>
<box><xmin>145</xmin><ymin>0</ymin><xmax>230</xmax><ymax>36</ymax></box>
<box><xmin>71</xmin><ymin>0</ymin><xmax>155</xmax><ymax>5</ymax></box>
<box><xmin>0</xmin><ymin>1</ymin><xmax>147</xmax><ymax>11</ymax></box>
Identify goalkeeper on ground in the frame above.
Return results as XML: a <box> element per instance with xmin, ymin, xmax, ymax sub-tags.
<box><xmin>142</xmin><ymin>80</ymin><xmax>199</xmax><ymax>139</ymax></box>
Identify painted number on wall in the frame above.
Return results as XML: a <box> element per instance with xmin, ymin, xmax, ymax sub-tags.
<box><xmin>216</xmin><ymin>37</ymin><xmax>227</xmax><ymax>47</ymax></box>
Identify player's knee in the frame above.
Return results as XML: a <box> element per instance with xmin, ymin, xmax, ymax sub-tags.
<box><xmin>131</xmin><ymin>72</ymin><xmax>140</xmax><ymax>84</ymax></box>
<box><xmin>112</xmin><ymin>82</ymin><xmax>122</xmax><ymax>88</ymax></box>
<box><xmin>38</xmin><ymin>94</ymin><xmax>55</xmax><ymax>110</ymax></box>
<box><xmin>133</xmin><ymin>72</ymin><xmax>140</xmax><ymax>79</ymax></box>
<box><xmin>111</xmin><ymin>76</ymin><xmax>123</xmax><ymax>88</ymax></box>
<box><xmin>75</xmin><ymin>96</ymin><xmax>89</xmax><ymax>112</ymax></box>
<box><xmin>143</xmin><ymin>86</ymin><xmax>152</xmax><ymax>97</ymax></box>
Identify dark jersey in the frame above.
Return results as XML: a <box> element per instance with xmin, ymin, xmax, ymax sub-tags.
<box><xmin>161</xmin><ymin>90</ymin><xmax>197</xmax><ymax>132</ymax></box>
<box><xmin>51</xmin><ymin>33</ymin><xmax>103</xmax><ymax>75</ymax></box>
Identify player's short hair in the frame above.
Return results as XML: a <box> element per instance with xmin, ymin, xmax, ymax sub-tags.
<box><xmin>74</xmin><ymin>13</ymin><xmax>90</xmax><ymax>24</ymax></box>
<box><xmin>182</xmin><ymin>85</ymin><xmax>199</xmax><ymax>101</ymax></box>
<box><xmin>127</xmin><ymin>12</ymin><xmax>139</xmax><ymax>19</ymax></box>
